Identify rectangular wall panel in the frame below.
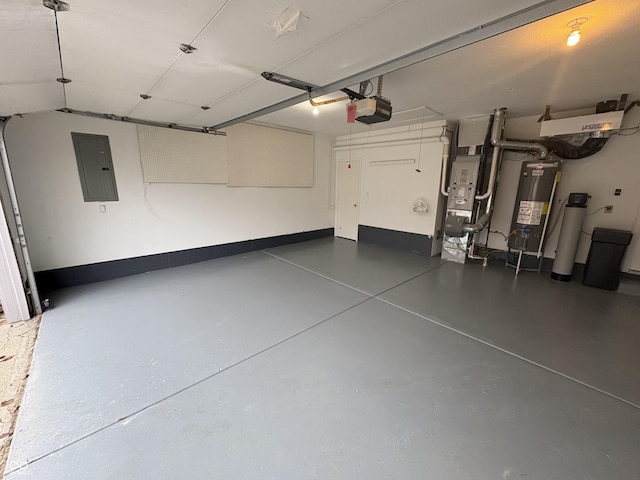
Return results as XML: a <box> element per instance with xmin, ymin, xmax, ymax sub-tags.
<box><xmin>227</xmin><ymin>123</ymin><xmax>314</xmax><ymax>187</ymax></box>
<box><xmin>137</xmin><ymin>125</ymin><xmax>228</xmax><ymax>184</ymax></box>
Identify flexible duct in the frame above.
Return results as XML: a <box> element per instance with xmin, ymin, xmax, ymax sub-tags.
<box><xmin>489</xmin><ymin>111</ymin><xmax>609</xmax><ymax>160</ymax></box>
<box><xmin>536</xmin><ymin>137</ymin><xmax>606</xmax><ymax>160</ymax></box>
<box><xmin>462</xmin><ymin>213</ymin><xmax>490</xmax><ymax>234</ymax></box>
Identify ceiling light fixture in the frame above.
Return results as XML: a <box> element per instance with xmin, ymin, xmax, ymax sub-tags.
<box><xmin>308</xmin><ymin>92</ymin><xmax>349</xmax><ymax>116</ymax></box>
<box><xmin>262</xmin><ymin>72</ymin><xmax>317</xmax><ymax>91</ymax></box>
<box><xmin>566</xmin><ymin>17</ymin><xmax>587</xmax><ymax>47</ymax></box>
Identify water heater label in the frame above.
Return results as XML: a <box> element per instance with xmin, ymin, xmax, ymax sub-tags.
<box><xmin>517</xmin><ymin>200</ymin><xmax>544</xmax><ymax>225</ymax></box>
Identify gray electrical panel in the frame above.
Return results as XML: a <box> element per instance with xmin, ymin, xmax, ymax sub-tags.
<box><xmin>71</xmin><ymin>132</ymin><xmax>119</xmax><ymax>202</ymax></box>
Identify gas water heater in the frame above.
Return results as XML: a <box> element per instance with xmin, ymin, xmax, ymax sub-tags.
<box><xmin>508</xmin><ymin>161</ymin><xmax>561</xmax><ymax>251</ymax></box>
<box><xmin>506</xmin><ymin>161</ymin><xmax>561</xmax><ymax>274</ymax></box>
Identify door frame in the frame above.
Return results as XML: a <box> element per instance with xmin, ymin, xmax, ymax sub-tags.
<box><xmin>335</xmin><ymin>159</ymin><xmax>361</xmax><ymax>241</ymax></box>
<box><xmin>624</xmin><ymin>201</ymin><xmax>640</xmax><ymax>274</ymax></box>
<box><xmin>0</xmin><ymin>118</ymin><xmax>39</xmax><ymax>322</ymax></box>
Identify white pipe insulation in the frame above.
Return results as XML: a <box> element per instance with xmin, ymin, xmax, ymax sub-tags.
<box><xmin>475</xmin><ymin>142</ymin><xmax>501</xmax><ymax>201</ymax></box>
<box><xmin>439</xmin><ymin>136</ymin><xmax>450</xmax><ymax>197</ymax></box>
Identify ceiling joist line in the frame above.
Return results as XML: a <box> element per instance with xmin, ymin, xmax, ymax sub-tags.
<box><xmin>42</xmin><ymin>0</ymin><xmax>226</xmax><ymax>134</ymax></box>
<box><xmin>211</xmin><ymin>0</ymin><xmax>593</xmax><ymax>130</ymax></box>
<box><xmin>198</xmin><ymin>3</ymin><xmax>396</xmax><ymax>122</ymax></box>
<box><xmin>54</xmin><ymin>13</ymin><xmax>66</xmax><ymax>107</ymax></box>
<box><xmin>127</xmin><ymin>0</ymin><xmax>234</xmax><ymax>117</ymax></box>
<box><xmin>45</xmin><ymin>0</ymin><xmax>71</xmax><ymax>108</ymax></box>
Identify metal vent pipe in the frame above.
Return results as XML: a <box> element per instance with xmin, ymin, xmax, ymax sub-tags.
<box><xmin>491</xmin><ymin>108</ymin><xmax>549</xmax><ymax>159</ymax></box>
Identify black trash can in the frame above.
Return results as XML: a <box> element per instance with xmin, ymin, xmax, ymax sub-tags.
<box><xmin>583</xmin><ymin>228</ymin><xmax>633</xmax><ymax>290</ymax></box>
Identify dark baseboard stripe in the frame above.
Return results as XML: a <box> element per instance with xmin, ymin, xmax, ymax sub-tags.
<box><xmin>35</xmin><ymin>228</ymin><xmax>334</xmax><ymax>293</ymax></box>
<box><xmin>358</xmin><ymin>225</ymin><xmax>432</xmax><ymax>256</ymax></box>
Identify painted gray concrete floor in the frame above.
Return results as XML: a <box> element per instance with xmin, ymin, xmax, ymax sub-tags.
<box><xmin>5</xmin><ymin>238</ymin><xmax>640</xmax><ymax>478</ymax></box>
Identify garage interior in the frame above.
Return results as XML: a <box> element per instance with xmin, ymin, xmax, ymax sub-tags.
<box><xmin>1</xmin><ymin>0</ymin><xmax>639</xmax><ymax>478</ymax></box>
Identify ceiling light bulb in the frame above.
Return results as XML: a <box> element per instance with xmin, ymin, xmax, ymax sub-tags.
<box><xmin>312</xmin><ymin>106</ymin><xmax>319</xmax><ymax>115</ymax></box>
<box><xmin>567</xmin><ymin>29</ymin><xmax>580</xmax><ymax>46</ymax></box>
<box><xmin>566</xmin><ymin>17</ymin><xmax>587</xmax><ymax>47</ymax></box>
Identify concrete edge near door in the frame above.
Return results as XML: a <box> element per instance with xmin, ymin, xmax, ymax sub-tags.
<box><xmin>358</xmin><ymin>225</ymin><xmax>433</xmax><ymax>256</ymax></box>
<box><xmin>34</xmin><ymin>229</ymin><xmax>334</xmax><ymax>294</ymax></box>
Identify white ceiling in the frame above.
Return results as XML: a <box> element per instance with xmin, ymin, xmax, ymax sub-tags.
<box><xmin>2</xmin><ymin>0</ymin><xmax>638</xmax><ymax>135</ymax></box>
<box><xmin>260</xmin><ymin>0</ymin><xmax>640</xmax><ymax>135</ymax></box>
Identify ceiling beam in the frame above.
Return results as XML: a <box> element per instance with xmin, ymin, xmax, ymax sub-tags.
<box><xmin>212</xmin><ymin>0</ymin><xmax>593</xmax><ymax>130</ymax></box>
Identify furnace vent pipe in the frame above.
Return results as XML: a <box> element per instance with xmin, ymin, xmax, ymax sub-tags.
<box><xmin>491</xmin><ymin>108</ymin><xmax>549</xmax><ymax>159</ymax></box>
<box><xmin>474</xmin><ymin>108</ymin><xmax>549</xmax><ymax>203</ymax></box>
<box><xmin>473</xmin><ymin>109</ymin><xmax>504</xmax><ymax>201</ymax></box>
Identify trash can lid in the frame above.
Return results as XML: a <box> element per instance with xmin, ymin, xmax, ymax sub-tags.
<box><xmin>592</xmin><ymin>228</ymin><xmax>633</xmax><ymax>245</ymax></box>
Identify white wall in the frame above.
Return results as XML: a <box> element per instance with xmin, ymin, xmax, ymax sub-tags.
<box><xmin>486</xmin><ymin>107</ymin><xmax>640</xmax><ymax>272</ymax></box>
<box><xmin>4</xmin><ymin>112</ymin><xmax>334</xmax><ymax>271</ymax></box>
<box><xmin>334</xmin><ymin>121</ymin><xmax>452</xmax><ymax>253</ymax></box>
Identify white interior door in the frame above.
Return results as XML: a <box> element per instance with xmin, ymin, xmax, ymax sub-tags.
<box><xmin>335</xmin><ymin>160</ymin><xmax>360</xmax><ymax>241</ymax></box>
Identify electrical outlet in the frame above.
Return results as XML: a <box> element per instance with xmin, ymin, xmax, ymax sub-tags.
<box><xmin>605</xmin><ymin>205</ymin><xmax>613</xmax><ymax>213</ymax></box>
